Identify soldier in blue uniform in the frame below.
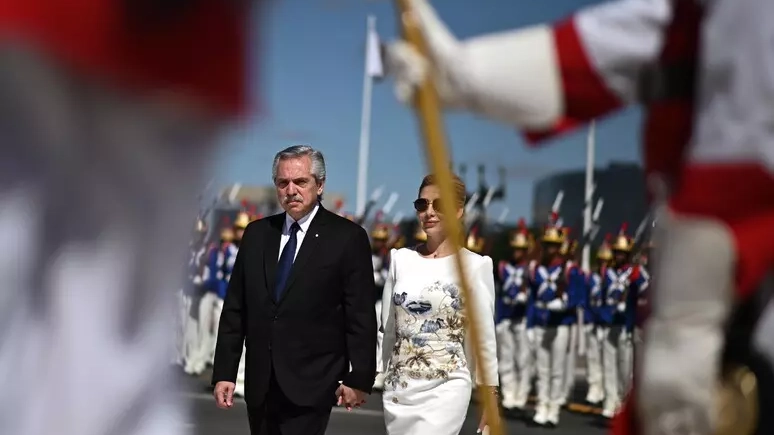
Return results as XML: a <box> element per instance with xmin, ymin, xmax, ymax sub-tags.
<box><xmin>496</xmin><ymin>219</ymin><xmax>534</xmax><ymax>414</ymax></box>
<box><xmin>185</xmin><ymin>217</ymin><xmax>237</xmax><ymax>375</ymax></box>
<box><xmin>371</xmin><ymin>223</ymin><xmax>391</xmax><ymax>390</ymax></box>
<box><xmin>527</xmin><ymin>215</ymin><xmax>572</xmax><ymax>427</ymax></box>
<box><xmin>599</xmin><ymin>224</ymin><xmax>649</xmax><ymax>419</ymax></box>
<box><xmin>179</xmin><ymin>216</ymin><xmax>209</xmax><ymax>371</ymax></box>
<box><xmin>559</xmin><ymin>235</ymin><xmax>586</xmax><ymax>407</ymax></box>
<box><xmin>584</xmin><ymin>235</ymin><xmax>613</xmax><ymax>405</ymax></box>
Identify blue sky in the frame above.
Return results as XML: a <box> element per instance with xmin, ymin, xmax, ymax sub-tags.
<box><xmin>212</xmin><ymin>0</ymin><xmax>643</xmax><ymax>223</ymax></box>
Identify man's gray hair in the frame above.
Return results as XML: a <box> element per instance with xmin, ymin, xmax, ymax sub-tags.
<box><xmin>272</xmin><ymin>144</ymin><xmax>327</xmax><ymax>184</ymax></box>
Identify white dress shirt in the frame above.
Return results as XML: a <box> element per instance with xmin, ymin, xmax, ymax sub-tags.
<box><xmin>279</xmin><ymin>203</ymin><xmax>319</xmax><ymax>261</ymax></box>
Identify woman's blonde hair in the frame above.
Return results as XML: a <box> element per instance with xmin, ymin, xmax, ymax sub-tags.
<box><xmin>418</xmin><ymin>173</ymin><xmax>467</xmax><ymax>209</ymax></box>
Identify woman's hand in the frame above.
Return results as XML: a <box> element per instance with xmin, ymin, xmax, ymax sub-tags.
<box><xmin>477</xmin><ymin>386</ymin><xmax>498</xmax><ymax>433</ymax></box>
<box><xmin>477</xmin><ymin>414</ymin><xmax>487</xmax><ymax>433</ymax></box>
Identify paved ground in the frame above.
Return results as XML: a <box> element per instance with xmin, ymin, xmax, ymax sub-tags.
<box><xmin>177</xmin><ymin>368</ymin><xmax>610</xmax><ymax>435</ymax></box>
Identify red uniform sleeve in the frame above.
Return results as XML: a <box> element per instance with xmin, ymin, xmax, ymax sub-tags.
<box><xmin>523</xmin><ymin>17</ymin><xmax>623</xmax><ymax>144</ymax></box>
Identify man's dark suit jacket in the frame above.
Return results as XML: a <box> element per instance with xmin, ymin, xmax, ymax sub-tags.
<box><xmin>211</xmin><ymin>205</ymin><xmax>377</xmax><ymax>408</ymax></box>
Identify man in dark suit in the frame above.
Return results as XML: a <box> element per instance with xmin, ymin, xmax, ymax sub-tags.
<box><xmin>211</xmin><ymin>145</ymin><xmax>377</xmax><ymax>435</ymax></box>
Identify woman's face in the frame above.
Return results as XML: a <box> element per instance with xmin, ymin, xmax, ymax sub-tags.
<box><xmin>414</xmin><ymin>185</ymin><xmax>463</xmax><ymax>238</ymax></box>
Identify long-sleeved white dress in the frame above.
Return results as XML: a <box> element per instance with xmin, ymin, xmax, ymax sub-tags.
<box><xmin>380</xmin><ymin>247</ymin><xmax>499</xmax><ymax>435</ymax></box>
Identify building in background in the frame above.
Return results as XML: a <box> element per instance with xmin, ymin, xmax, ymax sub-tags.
<box><xmin>532</xmin><ymin>162</ymin><xmax>648</xmax><ymax>243</ymax></box>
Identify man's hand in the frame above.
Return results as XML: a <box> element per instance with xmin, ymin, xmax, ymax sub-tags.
<box><xmin>335</xmin><ymin>384</ymin><xmax>367</xmax><ymax>411</ymax></box>
<box><xmin>213</xmin><ymin>381</ymin><xmax>236</xmax><ymax>409</ymax></box>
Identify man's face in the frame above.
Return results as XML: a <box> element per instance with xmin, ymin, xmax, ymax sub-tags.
<box><xmin>543</xmin><ymin>243</ymin><xmax>559</xmax><ymax>259</ymax></box>
<box><xmin>372</xmin><ymin>239</ymin><xmax>386</xmax><ymax>251</ymax></box>
<box><xmin>274</xmin><ymin>156</ymin><xmax>323</xmax><ymax>221</ymax></box>
<box><xmin>613</xmin><ymin>250</ymin><xmax>628</xmax><ymax>265</ymax></box>
<box><xmin>513</xmin><ymin>248</ymin><xmax>526</xmax><ymax>262</ymax></box>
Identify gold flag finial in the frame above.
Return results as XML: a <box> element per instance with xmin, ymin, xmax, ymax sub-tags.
<box><xmin>393</xmin><ymin>1</ymin><xmax>502</xmax><ymax>433</ymax></box>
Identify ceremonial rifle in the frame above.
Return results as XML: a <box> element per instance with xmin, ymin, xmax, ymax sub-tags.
<box><xmin>393</xmin><ymin>2</ymin><xmax>502</xmax><ymax>432</ymax></box>
<box><xmin>630</xmin><ymin>212</ymin><xmax>653</xmax><ymax>264</ymax></box>
<box><xmin>356</xmin><ymin>186</ymin><xmax>385</xmax><ymax>226</ymax></box>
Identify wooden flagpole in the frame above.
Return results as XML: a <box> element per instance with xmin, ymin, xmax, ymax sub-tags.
<box><xmin>393</xmin><ymin>2</ymin><xmax>503</xmax><ymax>434</ymax></box>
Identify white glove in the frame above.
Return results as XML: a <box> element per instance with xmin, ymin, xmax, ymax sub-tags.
<box><xmin>637</xmin><ymin>209</ymin><xmax>735</xmax><ymax>435</ymax></box>
<box><xmin>546</xmin><ymin>299</ymin><xmax>566</xmax><ymax>311</ymax></box>
<box><xmin>383</xmin><ymin>0</ymin><xmax>562</xmax><ymax>128</ymax></box>
<box><xmin>617</xmin><ymin>302</ymin><xmax>626</xmax><ymax>313</ymax></box>
<box><xmin>515</xmin><ymin>292</ymin><xmax>528</xmax><ymax>304</ymax></box>
<box><xmin>193</xmin><ymin>276</ymin><xmax>202</xmax><ymax>285</ymax></box>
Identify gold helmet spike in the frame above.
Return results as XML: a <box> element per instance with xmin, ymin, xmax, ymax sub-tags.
<box><xmin>542</xmin><ymin>227</ymin><xmax>565</xmax><ymax>244</ymax></box>
<box><xmin>560</xmin><ymin>237</ymin><xmax>577</xmax><ymax>256</ymax></box>
<box><xmin>234</xmin><ymin>211</ymin><xmax>250</xmax><ymax>229</ymax></box>
<box><xmin>597</xmin><ymin>233</ymin><xmax>613</xmax><ymax>261</ymax></box>
<box><xmin>414</xmin><ymin>226</ymin><xmax>427</xmax><ymax>242</ymax></box>
<box><xmin>371</xmin><ymin>223</ymin><xmax>390</xmax><ymax>241</ymax></box>
<box><xmin>509</xmin><ymin>218</ymin><xmax>530</xmax><ymax>249</ymax></box>
<box><xmin>541</xmin><ymin>211</ymin><xmax>566</xmax><ymax>244</ymax></box>
<box><xmin>220</xmin><ymin>217</ymin><xmax>235</xmax><ymax>242</ymax></box>
<box><xmin>466</xmin><ymin>230</ymin><xmax>485</xmax><ymax>253</ymax></box>
<box><xmin>612</xmin><ymin>222</ymin><xmax>633</xmax><ymax>252</ymax></box>
<box><xmin>234</xmin><ymin>200</ymin><xmax>251</xmax><ymax>229</ymax></box>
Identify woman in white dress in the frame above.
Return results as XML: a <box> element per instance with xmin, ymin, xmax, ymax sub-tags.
<box><xmin>380</xmin><ymin>174</ymin><xmax>499</xmax><ymax>435</ymax></box>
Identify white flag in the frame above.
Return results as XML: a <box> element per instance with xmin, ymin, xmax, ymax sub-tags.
<box><xmin>366</xmin><ymin>18</ymin><xmax>384</xmax><ymax>78</ymax></box>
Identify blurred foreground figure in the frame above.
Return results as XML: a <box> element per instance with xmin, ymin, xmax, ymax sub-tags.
<box><xmin>0</xmin><ymin>1</ymin><xmax>250</xmax><ymax>435</ymax></box>
<box><xmin>384</xmin><ymin>0</ymin><xmax>774</xmax><ymax>434</ymax></box>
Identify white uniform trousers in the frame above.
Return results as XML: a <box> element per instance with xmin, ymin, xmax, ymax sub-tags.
<box><xmin>185</xmin><ymin>292</ymin><xmax>222</xmax><ymax>374</ymax></box>
<box><xmin>533</xmin><ymin>325</ymin><xmax>569</xmax><ymax>425</ymax></box>
<box><xmin>181</xmin><ymin>294</ymin><xmax>201</xmax><ymax>370</ymax></box>
<box><xmin>601</xmin><ymin>325</ymin><xmax>633</xmax><ymax>417</ymax></box>
<box><xmin>495</xmin><ymin>318</ymin><xmax>531</xmax><ymax>409</ymax></box>
<box><xmin>560</xmin><ymin>323</ymin><xmax>578</xmax><ymax>404</ymax></box>
<box><xmin>173</xmin><ymin>290</ymin><xmax>189</xmax><ymax>366</ymax></box>
<box><xmin>0</xmin><ymin>47</ymin><xmax>217</xmax><ymax>435</ymax></box>
<box><xmin>209</xmin><ymin>299</ymin><xmax>224</xmax><ymax>363</ymax></box>
<box><xmin>584</xmin><ymin>323</ymin><xmax>604</xmax><ymax>403</ymax></box>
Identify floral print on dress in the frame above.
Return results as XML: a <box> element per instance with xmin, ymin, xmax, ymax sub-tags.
<box><xmin>385</xmin><ymin>281</ymin><xmax>467</xmax><ymax>389</ymax></box>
